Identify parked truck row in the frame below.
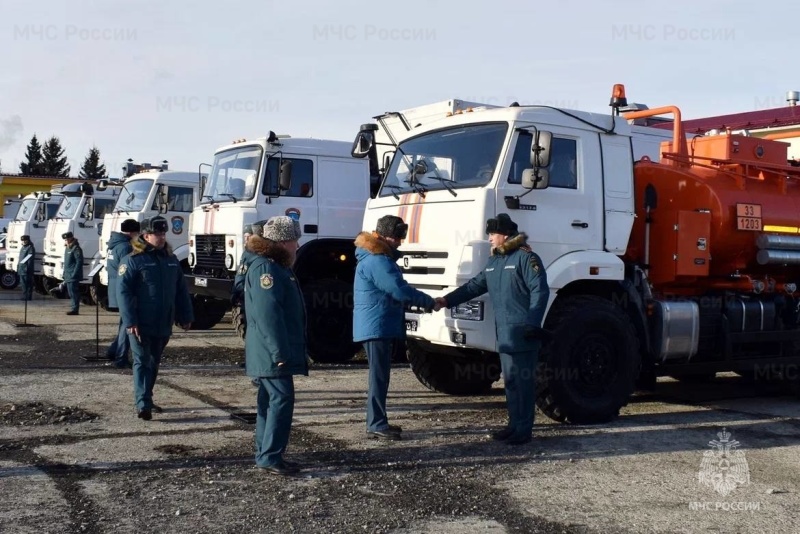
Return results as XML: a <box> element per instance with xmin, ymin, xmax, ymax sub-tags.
<box><xmin>5</xmin><ymin>86</ymin><xmax>800</xmax><ymax>426</ymax></box>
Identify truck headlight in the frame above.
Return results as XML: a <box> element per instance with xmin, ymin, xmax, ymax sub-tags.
<box><xmin>225</xmin><ymin>254</ymin><xmax>235</xmax><ymax>269</ymax></box>
<box><xmin>450</xmin><ymin>301</ymin><xmax>484</xmax><ymax>321</ymax></box>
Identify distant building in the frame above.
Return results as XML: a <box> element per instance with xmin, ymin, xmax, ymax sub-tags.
<box><xmin>0</xmin><ymin>174</ymin><xmax>83</xmax><ymax>217</ymax></box>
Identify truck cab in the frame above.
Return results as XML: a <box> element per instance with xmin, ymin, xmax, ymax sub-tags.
<box><xmin>92</xmin><ymin>169</ymin><xmax>198</xmax><ymax>307</ymax></box>
<box><xmin>3</xmin><ymin>189</ymin><xmax>64</xmax><ymax>294</ymax></box>
<box><xmin>186</xmin><ymin>133</ymin><xmax>370</xmax><ymax>360</ymax></box>
<box><xmin>352</xmin><ymin>89</ymin><xmax>687</xmax><ymax>422</ymax></box>
<box><xmin>42</xmin><ymin>182</ymin><xmax>120</xmax><ymax>295</ymax></box>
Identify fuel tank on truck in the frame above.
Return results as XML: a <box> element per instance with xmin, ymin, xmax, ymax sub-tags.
<box><xmin>624</xmin><ymin>132</ymin><xmax>800</xmax><ymax>291</ymax></box>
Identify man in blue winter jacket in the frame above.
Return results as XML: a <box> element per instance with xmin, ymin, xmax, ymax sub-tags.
<box><xmin>353</xmin><ymin>215</ymin><xmax>439</xmax><ymax>441</ymax></box>
<box><xmin>437</xmin><ymin>213</ymin><xmax>549</xmax><ymax>445</ymax></box>
<box><xmin>118</xmin><ymin>216</ymin><xmax>194</xmax><ymax>421</ymax></box>
<box><xmin>105</xmin><ymin>219</ymin><xmax>140</xmax><ymax>368</ymax></box>
<box><xmin>244</xmin><ymin>216</ymin><xmax>307</xmax><ymax>475</ymax></box>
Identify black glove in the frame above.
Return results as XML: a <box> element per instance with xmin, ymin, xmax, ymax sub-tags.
<box><xmin>524</xmin><ymin>326</ymin><xmax>553</xmax><ymax>342</ymax></box>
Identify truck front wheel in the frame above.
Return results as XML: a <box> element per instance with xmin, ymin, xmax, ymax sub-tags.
<box><xmin>232</xmin><ymin>304</ymin><xmax>246</xmax><ymax>342</ymax></box>
<box><xmin>189</xmin><ymin>296</ymin><xmax>229</xmax><ymax>330</ymax></box>
<box><xmin>536</xmin><ymin>295</ymin><xmax>639</xmax><ymax>424</ymax></box>
<box><xmin>302</xmin><ymin>278</ymin><xmax>359</xmax><ymax>363</ymax></box>
<box><xmin>407</xmin><ymin>340</ymin><xmax>500</xmax><ymax>395</ymax></box>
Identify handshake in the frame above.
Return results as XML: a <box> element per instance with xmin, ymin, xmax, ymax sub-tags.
<box><xmin>431</xmin><ymin>297</ymin><xmax>448</xmax><ymax>313</ymax></box>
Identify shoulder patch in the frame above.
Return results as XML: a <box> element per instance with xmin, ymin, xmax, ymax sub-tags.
<box><xmin>118</xmin><ymin>264</ymin><xmax>127</xmax><ymax>276</ymax></box>
<box><xmin>529</xmin><ymin>255</ymin><xmax>541</xmax><ymax>273</ymax></box>
<box><xmin>238</xmin><ymin>263</ymin><xmax>248</xmax><ymax>275</ymax></box>
<box><xmin>260</xmin><ymin>273</ymin><xmax>274</xmax><ymax>289</ymax></box>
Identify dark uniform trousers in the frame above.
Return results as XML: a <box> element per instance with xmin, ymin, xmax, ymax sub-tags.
<box><xmin>20</xmin><ymin>275</ymin><xmax>33</xmax><ymax>300</ymax></box>
<box><xmin>130</xmin><ymin>334</ymin><xmax>169</xmax><ymax>411</ymax></box>
<box><xmin>500</xmin><ymin>347</ymin><xmax>539</xmax><ymax>438</ymax></box>
<box><xmin>66</xmin><ymin>281</ymin><xmax>81</xmax><ymax>312</ymax></box>
<box><xmin>255</xmin><ymin>376</ymin><xmax>295</xmax><ymax>467</ymax></box>
<box><xmin>364</xmin><ymin>338</ymin><xmax>396</xmax><ymax>432</ymax></box>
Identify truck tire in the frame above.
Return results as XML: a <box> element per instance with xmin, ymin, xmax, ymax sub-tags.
<box><xmin>89</xmin><ymin>282</ymin><xmax>109</xmax><ymax>311</ymax></box>
<box><xmin>189</xmin><ymin>296</ymin><xmax>229</xmax><ymax>330</ymax></box>
<box><xmin>536</xmin><ymin>295</ymin><xmax>639</xmax><ymax>424</ymax></box>
<box><xmin>34</xmin><ymin>275</ymin><xmax>47</xmax><ymax>295</ymax></box>
<box><xmin>0</xmin><ymin>269</ymin><xmax>19</xmax><ymax>290</ymax></box>
<box><xmin>407</xmin><ymin>340</ymin><xmax>500</xmax><ymax>395</ymax></box>
<box><xmin>302</xmin><ymin>278</ymin><xmax>359</xmax><ymax>363</ymax></box>
<box><xmin>232</xmin><ymin>305</ymin><xmax>246</xmax><ymax>341</ymax></box>
<box><xmin>42</xmin><ymin>277</ymin><xmax>67</xmax><ymax>299</ymax></box>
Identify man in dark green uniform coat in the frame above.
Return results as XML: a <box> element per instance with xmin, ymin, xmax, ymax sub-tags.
<box><xmin>17</xmin><ymin>234</ymin><xmax>35</xmax><ymax>301</ymax></box>
<box><xmin>118</xmin><ymin>217</ymin><xmax>194</xmax><ymax>421</ymax></box>
<box><xmin>244</xmin><ymin>216</ymin><xmax>307</xmax><ymax>476</ymax></box>
<box><xmin>61</xmin><ymin>232</ymin><xmax>84</xmax><ymax>315</ymax></box>
<box><xmin>438</xmin><ymin>214</ymin><xmax>550</xmax><ymax>445</ymax></box>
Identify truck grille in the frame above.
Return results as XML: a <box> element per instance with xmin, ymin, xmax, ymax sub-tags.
<box><xmin>195</xmin><ymin>234</ymin><xmax>226</xmax><ymax>270</ymax></box>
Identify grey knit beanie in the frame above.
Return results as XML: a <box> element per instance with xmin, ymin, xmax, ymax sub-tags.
<box><xmin>262</xmin><ymin>216</ymin><xmax>301</xmax><ymax>242</ymax></box>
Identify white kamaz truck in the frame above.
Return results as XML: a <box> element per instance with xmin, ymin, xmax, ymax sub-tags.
<box><xmin>93</xmin><ymin>169</ymin><xmax>198</xmax><ymax>308</ymax></box>
<box><xmin>41</xmin><ymin>181</ymin><xmax>121</xmax><ymax>297</ymax></box>
<box><xmin>4</xmin><ymin>188</ymin><xmax>64</xmax><ymax>294</ymax></box>
<box><xmin>351</xmin><ymin>87</ymin><xmax>686</xmax><ymax>424</ymax></box>
<box><xmin>185</xmin><ymin>133</ymin><xmax>373</xmax><ymax>360</ymax></box>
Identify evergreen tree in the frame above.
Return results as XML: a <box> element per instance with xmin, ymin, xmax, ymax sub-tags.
<box><xmin>41</xmin><ymin>136</ymin><xmax>71</xmax><ymax>177</ymax></box>
<box><xmin>19</xmin><ymin>134</ymin><xmax>45</xmax><ymax>175</ymax></box>
<box><xmin>79</xmin><ymin>146</ymin><xmax>108</xmax><ymax>180</ymax></box>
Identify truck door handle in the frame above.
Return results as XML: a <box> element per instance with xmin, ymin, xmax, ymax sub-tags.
<box><xmin>571</xmin><ymin>221</ymin><xmax>589</xmax><ymax>228</ymax></box>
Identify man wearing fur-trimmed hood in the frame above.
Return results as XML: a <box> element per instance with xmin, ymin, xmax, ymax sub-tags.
<box><xmin>353</xmin><ymin>215</ymin><xmax>438</xmax><ymax>441</ymax></box>
<box><xmin>437</xmin><ymin>213</ymin><xmax>550</xmax><ymax>446</ymax></box>
<box><xmin>118</xmin><ymin>216</ymin><xmax>194</xmax><ymax>421</ymax></box>
<box><xmin>244</xmin><ymin>215</ymin><xmax>307</xmax><ymax>476</ymax></box>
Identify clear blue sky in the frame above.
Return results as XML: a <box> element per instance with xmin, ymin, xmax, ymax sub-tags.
<box><xmin>0</xmin><ymin>0</ymin><xmax>795</xmax><ymax>178</ymax></box>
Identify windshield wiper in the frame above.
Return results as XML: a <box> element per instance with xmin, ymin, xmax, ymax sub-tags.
<box><xmin>417</xmin><ymin>174</ymin><xmax>457</xmax><ymax>197</ymax></box>
<box><xmin>381</xmin><ymin>184</ymin><xmax>403</xmax><ymax>200</ymax></box>
<box><xmin>201</xmin><ymin>195</ymin><xmax>214</xmax><ymax>200</ymax></box>
<box><xmin>218</xmin><ymin>193</ymin><xmax>238</xmax><ymax>203</ymax></box>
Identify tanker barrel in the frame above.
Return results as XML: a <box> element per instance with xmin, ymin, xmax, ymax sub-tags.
<box><xmin>756</xmin><ymin>234</ymin><xmax>800</xmax><ymax>250</ymax></box>
<box><xmin>756</xmin><ymin>249</ymin><xmax>800</xmax><ymax>265</ymax></box>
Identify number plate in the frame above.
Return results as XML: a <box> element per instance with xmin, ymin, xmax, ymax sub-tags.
<box><xmin>736</xmin><ymin>217</ymin><xmax>762</xmax><ymax>231</ymax></box>
<box><xmin>736</xmin><ymin>203</ymin><xmax>762</xmax><ymax>218</ymax></box>
<box><xmin>405</xmin><ymin>320</ymin><xmax>418</xmax><ymax>332</ymax></box>
<box><xmin>195</xmin><ymin>277</ymin><xmax>208</xmax><ymax>287</ymax></box>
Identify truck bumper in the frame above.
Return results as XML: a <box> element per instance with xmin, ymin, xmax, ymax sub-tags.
<box><xmin>185</xmin><ymin>274</ymin><xmax>233</xmax><ymax>300</ymax></box>
<box><xmin>404</xmin><ymin>296</ymin><xmax>498</xmax><ymax>353</ymax></box>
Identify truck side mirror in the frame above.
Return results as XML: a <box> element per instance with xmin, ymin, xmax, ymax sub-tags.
<box><xmin>521</xmin><ymin>168</ymin><xmax>550</xmax><ymax>190</ymax></box>
<box><xmin>351</xmin><ymin>124</ymin><xmax>378</xmax><ymax>158</ymax></box>
<box><xmin>279</xmin><ymin>160</ymin><xmax>293</xmax><ymax>191</ymax></box>
<box><xmin>159</xmin><ymin>191</ymin><xmax>169</xmax><ymax>214</ymax></box>
<box><xmin>530</xmin><ymin>130</ymin><xmax>552</xmax><ymax>168</ymax></box>
<box><xmin>96</xmin><ymin>180</ymin><xmax>108</xmax><ymax>191</ymax></box>
<box><xmin>84</xmin><ymin>197</ymin><xmax>95</xmax><ymax>221</ymax></box>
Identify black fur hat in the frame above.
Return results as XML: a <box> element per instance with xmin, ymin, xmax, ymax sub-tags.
<box><xmin>376</xmin><ymin>215</ymin><xmax>408</xmax><ymax>239</ymax></box>
<box><xmin>485</xmin><ymin>213</ymin><xmax>518</xmax><ymax>236</ymax></box>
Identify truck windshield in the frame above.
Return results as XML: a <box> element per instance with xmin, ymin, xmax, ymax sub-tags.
<box><xmin>114</xmin><ymin>179</ymin><xmax>152</xmax><ymax>212</ymax></box>
<box><xmin>202</xmin><ymin>146</ymin><xmax>262</xmax><ymax>203</ymax></box>
<box><xmin>56</xmin><ymin>194</ymin><xmax>82</xmax><ymax>219</ymax></box>
<box><xmin>380</xmin><ymin>123</ymin><xmax>508</xmax><ymax>197</ymax></box>
<box><xmin>14</xmin><ymin>199</ymin><xmax>38</xmax><ymax>221</ymax></box>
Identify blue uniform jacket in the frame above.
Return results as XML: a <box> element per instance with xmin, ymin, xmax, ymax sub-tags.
<box><xmin>117</xmin><ymin>237</ymin><xmax>194</xmax><ymax>338</ymax></box>
<box><xmin>17</xmin><ymin>243</ymin><xmax>35</xmax><ymax>277</ymax></box>
<box><xmin>352</xmin><ymin>232</ymin><xmax>436</xmax><ymax>342</ymax></box>
<box><xmin>444</xmin><ymin>233</ymin><xmax>549</xmax><ymax>353</ymax></box>
<box><xmin>106</xmin><ymin>231</ymin><xmax>133</xmax><ymax>309</ymax></box>
<box><xmin>243</xmin><ymin>236</ymin><xmax>308</xmax><ymax>378</ymax></box>
<box><xmin>231</xmin><ymin>249</ymin><xmax>259</xmax><ymax>305</ymax></box>
<box><xmin>63</xmin><ymin>241</ymin><xmax>84</xmax><ymax>282</ymax></box>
